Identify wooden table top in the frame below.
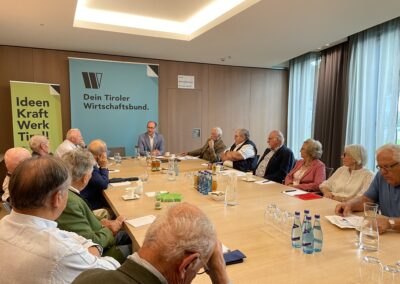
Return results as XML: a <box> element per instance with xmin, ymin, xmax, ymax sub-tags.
<box><xmin>104</xmin><ymin>160</ymin><xmax>400</xmax><ymax>284</ymax></box>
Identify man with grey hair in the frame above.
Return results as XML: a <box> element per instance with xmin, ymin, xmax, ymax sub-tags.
<box><xmin>73</xmin><ymin>202</ymin><xmax>230</xmax><ymax>284</ymax></box>
<box><xmin>336</xmin><ymin>143</ymin><xmax>400</xmax><ymax>234</ymax></box>
<box><xmin>254</xmin><ymin>130</ymin><xmax>295</xmax><ymax>183</ymax></box>
<box><xmin>29</xmin><ymin>135</ymin><xmax>51</xmax><ymax>157</ymax></box>
<box><xmin>57</xmin><ymin>149</ymin><xmax>131</xmax><ymax>264</ymax></box>
<box><xmin>220</xmin><ymin>128</ymin><xmax>258</xmax><ymax>172</ymax></box>
<box><xmin>0</xmin><ymin>156</ymin><xmax>119</xmax><ymax>283</ymax></box>
<box><xmin>55</xmin><ymin>128</ymin><xmax>86</xmax><ymax>158</ymax></box>
<box><xmin>182</xmin><ymin>127</ymin><xmax>226</xmax><ymax>162</ymax></box>
<box><xmin>2</xmin><ymin>147</ymin><xmax>31</xmax><ymax>202</ymax></box>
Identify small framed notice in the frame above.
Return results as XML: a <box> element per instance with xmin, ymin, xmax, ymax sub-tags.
<box><xmin>178</xmin><ymin>75</ymin><xmax>195</xmax><ymax>89</ymax></box>
<box><xmin>192</xmin><ymin>128</ymin><xmax>201</xmax><ymax>138</ymax></box>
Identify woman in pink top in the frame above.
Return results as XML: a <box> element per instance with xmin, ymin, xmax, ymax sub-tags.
<box><xmin>284</xmin><ymin>138</ymin><xmax>326</xmax><ymax>192</ymax></box>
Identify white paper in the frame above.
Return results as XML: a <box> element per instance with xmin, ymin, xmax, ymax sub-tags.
<box><xmin>177</xmin><ymin>156</ymin><xmax>199</xmax><ymax>161</ymax></box>
<box><xmin>220</xmin><ymin>170</ymin><xmax>246</xmax><ymax>177</ymax></box>
<box><xmin>255</xmin><ymin>180</ymin><xmax>275</xmax><ymax>185</ymax></box>
<box><xmin>201</xmin><ymin>163</ymin><xmax>209</xmax><ymax>166</ymax></box>
<box><xmin>126</xmin><ymin>215</ymin><xmax>157</xmax><ymax>228</ymax></box>
<box><xmin>145</xmin><ymin>192</ymin><xmax>156</xmax><ymax>197</ymax></box>
<box><xmin>282</xmin><ymin>189</ymin><xmax>308</xmax><ymax>196</ymax></box>
<box><xmin>325</xmin><ymin>215</ymin><xmax>364</xmax><ymax>229</ymax></box>
<box><xmin>222</xmin><ymin>243</ymin><xmax>230</xmax><ymax>253</ymax></box>
<box><xmin>108</xmin><ymin>169</ymin><xmax>120</xmax><ymax>173</ymax></box>
<box><xmin>109</xmin><ymin>181</ymin><xmax>131</xmax><ymax>187</ymax></box>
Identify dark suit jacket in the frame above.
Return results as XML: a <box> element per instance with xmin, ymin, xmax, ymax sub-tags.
<box><xmin>255</xmin><ymin>145</ymin><xmax>295</xmax><ymax>183</ymax></box>
<box><xmin>80</xmin><ymin>165</ymin><xmax>109</xmax><ymax>210</ymax></box>
<box><xmin>72</xmin><ymin>258</ymin><xmax>163</xmax><ymax>284</ymax></box>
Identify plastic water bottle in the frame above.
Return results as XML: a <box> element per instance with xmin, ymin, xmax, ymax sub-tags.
<box><xmin>313</xmin><ymin>214</ymin><xmax>323</xmax><ymax>252</ymax></box>
<box><xmin>301</xmin><ymin>209</ymin><xmax>310</xmax><ymax>232</ymax></box>
<box><xmin>291</xmin><ymin>211</ymin><xmax>302</xmax><ymax>248</ymax></box>
<box><xmin>302</xmin><ymin>215</ymin><xmax>314</xmax><ymax>254</ymax></box>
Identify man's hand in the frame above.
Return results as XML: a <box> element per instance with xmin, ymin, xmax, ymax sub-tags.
<box><xmin>98</xmin><ymin>152</ymin><xmax>108</xmax><ymax>168</ymax></box>
<box><xmin>335</xmin><ymin>202</ymin><xmax>352</xmax><ymax>217</ymax></box>
<box><xmin>151</xmin><ymin>149</ymin><xmax>160</xmax><ymax>156</ymax></box>
<box><xmin>377</xmin><ymin>217</ymin><xmax>391</xmax><ymax>234</ymax></box>
<box><xmin>208</xmin><ymin>139</ymin><xmax>214</xmax><ymax>149</ymax></box>
<box><xmin>324</xmin><ymin>192</ymin><xmax>334</xmax><ymax>199</ymax></box>
<box><xmin>101</xmin><ymin>216</ymin><xmax>126</xmax><ymax>236</ymax></box>
<box><xmin>206</xmin><ymin>241</ymin><xmax>230</xmax><ymax>284</ymax></box>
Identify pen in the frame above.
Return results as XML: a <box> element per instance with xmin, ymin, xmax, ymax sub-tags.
<box><xmin>284</xmin><ymin>190</ymin><xmax>296</xmax><ymax>192</ymax></box>
<box><xmin>262</xmin><ymin>180</ymin><xmax>269</xmax><ymax>183</ymax></box>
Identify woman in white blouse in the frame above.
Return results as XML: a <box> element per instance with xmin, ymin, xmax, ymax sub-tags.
<box><xmin>319</xmin><ymin>144</ymin><xmax>374</xmax><ymax>201</ymax></box>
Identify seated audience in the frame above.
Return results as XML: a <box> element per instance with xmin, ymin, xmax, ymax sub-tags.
<box><xmin>80</xmin><ymin>140</ymin><xmax>109</xmax><ymax>211</ymax></box>
<box><xmin>254</xmin><ymin>130</ymin><xmax>295</xmax><ymax>183</ymax></box>
<box><xmin>220</xmin><ymin>128</ymin><xmax>258</xmax><ymax>172</ymax></box>
<box><xmin>0</xmin><ymin>156</ymin><xmax>119</xmax><ymax>283</ymax></box>
<box><xmin>137</xmin><ymin>121</ymin><xmax>165</xmax><ymax>156</ymax></box>
<box><xmin>73</xmin><ymin>203</ymin><xmax>230</xmax><ymax>284</ymax></box>
<box><xmin>284</xmin><ymin>138</ymin><xmax>326</xmax><ymax>191</ymax></box>
<box><xmin>55</xmin><ymin>128</ymin><xmax>85</xmax><ymax>158</ymax></box>
<box><xmin>29</xmin><ymin>135</ymin><xmax>51</xmax><ymax>156</ymax></box>
<box><xmin>57</xmin><ymin>149</ymin><xmax>132</xmax><ymax>264</ymax></box>
<box><xmin>320</xmin><ymin>144</ymin><xmax>374</xmax><ymax>201</ymax></box>
<box><xmin>182</xmin><ymin>127</ymin><xmax>226</xmax><ymax>162</ymax></box>
<box><xmin>335</xmin><ymin>144</ymin><xmax>400</xmax><ymax>234</ymax></box>
<box><xmin>2</xmin><ymin>147</ymin><xmax>31</xmax><ymax>202</ymax></box>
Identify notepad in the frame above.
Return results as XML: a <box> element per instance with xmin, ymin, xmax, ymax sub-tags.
<box><xmin>325</xmin><ymin>215</ymin><xmax>363</xmax><ymax>229</ymax></box>
<box><xmin>126</xmin><ymin>215</ymin><xmax>156</xmax><ymax>228</ymax></box>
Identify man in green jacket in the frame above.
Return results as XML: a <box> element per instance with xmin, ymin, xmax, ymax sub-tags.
<box><xmin>56</xmin><ymin>149</ymin><xmax>131</xmax><ymax>264</ymax></box>
<box><xmin>182</xmin><ymin>127</ymin><xmax>226</xmax><ymax>162</ymax></box>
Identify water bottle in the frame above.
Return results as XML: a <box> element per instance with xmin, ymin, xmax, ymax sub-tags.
<box><xmin>313</xmin><ymin>214</ymin><xmax>323</xmax><ymax>252</ymax></box>
<box><xmin>291</xmin><ymin>211</ymin><xmax>302</xmax><ymax>248</ymax></box>
<box><xmin>301</xmin><ymin>209</ymin><xmax>310</xmax><ymax>232</ymax></box>
<box><xmin>173</xmin><ymin>158</ymin><xmax>179</xmax><ymax>176</ymax></box>
<box><xmin>302</xmin><ymin>215</ymin><xmax>314</xmax><ymax>254</ymax></box>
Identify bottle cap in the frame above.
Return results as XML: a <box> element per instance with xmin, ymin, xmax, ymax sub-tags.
<box><xmin>295</xmin><ymin>211</ymin><xmax>300</xmax><ymax>215</ymax></box>
<box><xmin>306</xmin><ymin>216</ymin><xmax>312</xmax><ymax>220</ymax></box>
<box><xmin>315</xmin><ymin>214</ymin><xmax>320</xmax><ymax>218</ymax></box>
<box><xmin>304</xmin><ymin>209</ymin><xmax>310</xmax><ymax>213</ymax></box>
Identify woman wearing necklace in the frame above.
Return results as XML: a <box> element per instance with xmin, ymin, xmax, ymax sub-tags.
<box><xmin>319</xmin><ymin>144</ymin><xmax>374</xmax><ymax>202</ymax></box>
<box><xmin>284</xmin><ymin>138</ymin><xmax>326</xmax><ymax>192</ymax></box>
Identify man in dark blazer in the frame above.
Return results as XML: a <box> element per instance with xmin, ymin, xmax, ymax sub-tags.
<box><xmin>73</xmin><ymin>203</ymin><xmax>230</xmax><ymax>284</ymax></box>
<box><xmin>254</xmin><ymin>130</ymin><xmax>295</xmax><ymax>183</ymax></box>
<box><xmin>137</xmin><ymin>121</ymin><xmax>165</xmax><ymax>156</ymax></box>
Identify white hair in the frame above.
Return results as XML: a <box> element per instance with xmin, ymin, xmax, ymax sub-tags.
<box><xmin>376</xmin><ymin>143</ymin><xmax>400</xmax><ymax>163</ymax></box>
<box><xmin>345</xmin><ymin>144</ymin><xmax>368</xmax><ymax>166</ymax></box>
<box><xmin>29</xmin><ymin>135</ymin><xmax>49</xmax><ymax>152</ymax></box>
<box><xmin>303</xmin><ymin>138</ymin><xmax>323</xmax><ymax>159</ymax></box>
<box><xmin>212</xmin><ymin>127</ymin><xmax>223</xmax><ymax>137</ymax></box>
<box><xmin>143</xmin><ymin>203</ymin><xmax>216</xmax><ymax>262</ymax></box>
<box><xmin>62</xmin><ymin>149</ymin><xmax>95</xmax><ymax>182</ymax></box>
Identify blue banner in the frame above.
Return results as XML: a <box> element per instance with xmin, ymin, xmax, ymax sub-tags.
<box><xmin>69</xmin><ymin>58</ymin><xmax>158</xmax><ymax>156</ymax></box>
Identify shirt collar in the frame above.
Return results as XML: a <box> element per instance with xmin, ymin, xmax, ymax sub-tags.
<box><xmin>9</xmin><ymin>211</ymin><xmax>57</xmax><ymax>229</ymax></box>
<box><xmin>69</xmin><ymin>186</ymin><xmax>80</xmax><ymax>195</ymax></box>
<box><xmin>128</xmin><ymin>252</ymin><xmax>168</xmax><ymax>284</ymax></box>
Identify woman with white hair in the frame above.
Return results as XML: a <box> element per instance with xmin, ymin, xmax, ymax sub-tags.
<box><xmin>320</xmin><ymin>144</ymin><xmax>374</xmax><ymax>201</ymax></box>
<box><xmin>284</xmin><ymin>138</ymin><xmax>326</xmax><ymax>191</ymax></box>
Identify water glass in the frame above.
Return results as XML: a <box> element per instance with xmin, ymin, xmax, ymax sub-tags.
<box><xmin>167</xmin><ymin>169</ymin><xmax>176</xmax><ymax>181</ymax></box>
<box><xmin>364</xmin><ymin>202</ymin><xmax>379</xmax><ymax>217</ymax></box>
<box><xmin>114</xmin><ymin>153</ymin><xmax>122</xmax><ymax>164</ymax></box>
<box><xmin>360</xmin><ymin>256</ymin><xmax>383</xmax><ymax>283</ymax></box>
<box><xmin>140</xmin><ymin>171</ymin><xmax>149</xmax><ymax>183</ymax></box>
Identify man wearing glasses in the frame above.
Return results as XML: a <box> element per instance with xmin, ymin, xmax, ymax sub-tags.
<box><xmin>73</xmin><ymin>203</ymin><xmax>230</xmax><ymax>284</ymax></box>
<box><xmin>137</xmin><ymin>121</ymin><xmax>165</xmax><ymax>156</ymax></box>
<box><xmin>335</xmin><ymin>143</ymin><xmax>400</xmax><ymax>233</ymax></box>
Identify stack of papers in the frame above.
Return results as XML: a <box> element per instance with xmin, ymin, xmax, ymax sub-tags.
<box><xmin>325</xmin><ymin>215</ymin><xmax>364</xmax><ymax>229</ymax></box>
<box><xmin>282</xmin><ymin>189</ymin><xmax>308</xmax><ymax>196</ymax></box>
<box><xmin>177</xmin><ymin>156</ymin><xmax>199</xmax><ymax>161</ymax></box>
<box><xmin>126</xmin><ymin>215</ymin><xmax>157</xmax><ymax>228</ymax></box>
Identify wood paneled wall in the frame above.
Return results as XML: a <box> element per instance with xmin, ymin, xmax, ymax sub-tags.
<box><xmin>0</xmin><ymin>45</ymin><xmax>288</xmax><ymax>164</ymax></box>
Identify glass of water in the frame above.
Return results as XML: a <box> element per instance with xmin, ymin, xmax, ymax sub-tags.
<box><xmin>114</xmin><ymin>153</ymin><xmax>122</xmax><ymax>164</ymax></box>
<box><xmin>140</xmin><ymin>171</ymin><xmax>149</xmax><ymax>183</ymax></box>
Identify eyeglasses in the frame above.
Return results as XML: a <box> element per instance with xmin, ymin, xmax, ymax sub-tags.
<box><xmin>376</xmin><ymin>162</ymin><xmax>400</xmax><ymax>171</ymax></box>
<box><xmin>196</xmin><ymin>257</ymin><xmax>209</xmax><ymax>275</ymax></box>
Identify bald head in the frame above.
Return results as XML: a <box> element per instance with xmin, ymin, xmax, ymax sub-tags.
<box><xmin>268</xmin><ymin>130</ymin><xmax>284</xmax><ymax>149</ymax></box>
<box><xmin>88</xmin><ymin>139</ymin><xmax>107</xmax><ymax>157</ymax></box>
<box><xmin>4</xmin><ymin>147</ymin><xmax>31</xmax><ymax>174</ymax></box>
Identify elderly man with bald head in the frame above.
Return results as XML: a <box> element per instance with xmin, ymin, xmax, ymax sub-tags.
<box><xmin>73</xmin><ymin>203</ymin><xmax>230</xmax><ymax>284</ymax></box>
<box><xmin>55</xmin><ymin>128</ymin><xmax>85</xmax><ymax>158</ymax></box>
<box><xmin>80</xmin><ymin>139</ymin><xmax>110</xmax><ymax>211</ymax></box>
<box><xmin>254</xmin><ymin>130</ymin><xmax>295</xmax><ymax>183</ymax></box>
<box><xmin>29</xmin><ymin>135</ymin><xmax>51</xmax><ymax>157</ymax></box>
<box><xmin>335</xmin><ymin>144</ymin><xmax>400</xmax><ymax>234</ymax></box>
<box><xmin>2</xmin><ymin>147</ymin><xmax>31</xmax><ymax>202</ymax></box>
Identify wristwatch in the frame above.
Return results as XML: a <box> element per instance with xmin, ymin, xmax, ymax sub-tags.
<box><xmin>388</xmin><ymin>218</ymin><xmax>395</xmax><ymax>229</ymax></box>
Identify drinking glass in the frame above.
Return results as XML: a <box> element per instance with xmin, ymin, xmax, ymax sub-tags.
<box><xmin>354</xmin><ymin>223</ymin><xmax>362</xmax><ymax>248</ymax></box>
<box><xmin>360</xmin><ymin>202</ymin><xmax>379</xmax><ymax>251</ymax></box>
<box><xmin>382</xmin><ymin>264</ymin><xmax>399</xmax><ymax>284</ymax></box>
<box><xmin>360</xmin><ymin>256</ymin><xmax>383</xmax><ymax>283</ymax></box>
<box><xmin>140</xmin><ymin>171</ymin><xmax>149</xmax><ymax>183</ymax></box>
<box><xmin>114</xmin><ymin>153</ymin><xmax>122</xmax><ymax>164</ymax></box>
<box><xmin>364</xmin><ymin>202</ymin><xmax>379</xmax><ymax>217</ymax></box>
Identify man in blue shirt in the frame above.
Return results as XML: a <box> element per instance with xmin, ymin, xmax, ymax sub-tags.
<box><xmin>335</xmin><ymin>144</ymin><xmax>400</xmax><ymax>234</ymax></box>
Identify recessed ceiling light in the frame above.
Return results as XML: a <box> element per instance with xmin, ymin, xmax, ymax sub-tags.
<box><xmin>74</xmin><ymin>0</ymin><xmax>260</xmax><ymax>41</ymax></box>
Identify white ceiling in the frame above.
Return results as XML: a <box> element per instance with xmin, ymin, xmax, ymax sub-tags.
<box><xmin>1</xmin><ymin>0</ymin><xmax>400</xmax><ymax>68</ymax></box>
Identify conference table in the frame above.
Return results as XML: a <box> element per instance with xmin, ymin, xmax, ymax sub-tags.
<box><xmin>104</xmin><ymin>157</ymin><xmax>400</xmax><ymax>283</ymax></box>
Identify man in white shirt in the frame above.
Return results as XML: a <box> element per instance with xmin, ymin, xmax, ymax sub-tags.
<box><xmin>2</xmin><ymin>147</ymin><xmax>31</xmax><ymax>202</ymax></box>
<box><xmin>220</xmin><ymin>128</ymin><xmax>258</xmax><ymax>172</ymax></box>
<box><xmin>0</xmin><ymin>156</ymin><xmax>119</xmax><ymax>284</ymax></box>
<box><xmin>55</xmin><ymin>128</ymin><xmax>85</xmax><ymax>158</ymax></box>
